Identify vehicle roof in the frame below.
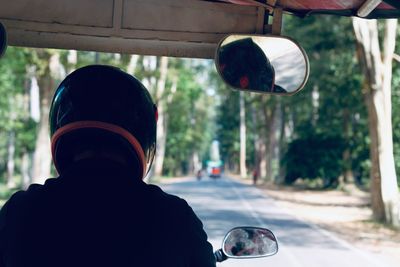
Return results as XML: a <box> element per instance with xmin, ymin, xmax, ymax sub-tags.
<box><xmin>216</xmin><ymin>0</ymin><xmax>399</xmax><ymax>18</ymax></box>
<box><xmin>1</xmin><ymin>0</ymin><xmax>398</xmax><ymax>58</ymax></box>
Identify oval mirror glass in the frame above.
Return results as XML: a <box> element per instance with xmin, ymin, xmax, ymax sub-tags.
<box><xmin>215</xmin><ymin>35</ymin><xmax>309</xmax><ymax>95</ymax></box>
<box><xmin>222</xmin><ymin>227</ymin><xmax>278</xmax><ymax>258</ymax></box>
<box><xmin>0</xmin><ymin>22</ymin><xmax>6</xmax><ymax>58</ymax></box>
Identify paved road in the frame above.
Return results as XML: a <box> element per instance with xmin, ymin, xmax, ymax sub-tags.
<box><xmin>159</xmin><ymin>176</ymin><xmax>395</xmax><ymax>267</ymax></box>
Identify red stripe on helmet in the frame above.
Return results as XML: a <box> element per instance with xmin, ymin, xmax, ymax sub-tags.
<box><xmin>51</xmin><ymin>121</ymin><xmax>146</xmax><ymax>179</ymax></box>
<box><xmin>154</xmin><ymin>104</ymin><xmax>158</xmax><ymax>122</ymax></box>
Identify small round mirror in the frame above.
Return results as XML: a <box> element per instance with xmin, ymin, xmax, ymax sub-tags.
<box><xmin>0</xmin><ymin>22</ymin><xmax>7</xmax><ymax>58</ymax></box>
<box><xmin>222</xmin><ymin>227</ymin><xmax>278</xmax><ymax>258</ymax></box>
<box><xmin>215</xmin><ymin>35</ymin><xmax>309</xmax><ymax>95</ymax></box>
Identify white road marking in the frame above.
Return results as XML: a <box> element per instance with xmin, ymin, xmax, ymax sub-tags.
<box><xmin>227</xmin><ymin>179</ymin><xmax>305</xmax><ymax>267</ymax></box>
<box><xmin>227</xmin><ymin>178</ymin><xmax>388</xmax><ymax>267</ymax></box>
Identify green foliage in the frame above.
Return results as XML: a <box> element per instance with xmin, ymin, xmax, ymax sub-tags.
<box><xmin>0</xmin><ymin>47</ymin><xmax>39</xmax><ymax>185</ymax></box>
<box><xmin>214</xmin><ymin>83</ymin><xmax>240</xmax><ymax>170</ymax></box>
<box><xmin>282</xmin><ymin>134</ymin><xmax>346</xmax><ymax>187</ymax></box>
<box><xmin>0</xmin><ymin>184</ymin><xmax>18</xmax><ymax>199</ymax></box>
<box><xmin>16</xmin><ymin>118</ymin><xmax>38</xmax><ymax>153</ymax></box>
<box><xmin>163</xmin><ymin>59</ymin><xmax>215</xmax><ymax>176</ymax></box>
<box><xmin>392</xmin><ymin>60</ymin><xmax>400</xmax><ymax>184</ymax></box>
<box><xmin>1</xmin><ymin>14</ymin><xmax>400</xmax><ymax>188</ymax></box>
<box><xmin>0</xmin><ymin>47</ymin><xmax>30</xmax><ymax>129</ymax></box>
<box><xmin>281</xmin><ymin>15</ymin><xmax>371</xmax><ymax>184</ymax></box>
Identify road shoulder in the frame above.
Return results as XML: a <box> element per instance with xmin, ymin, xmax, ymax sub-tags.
<box><xmin>227</xmin><ymin>174</ymin><xmax>400</xmax><ymax>265</ymax></box>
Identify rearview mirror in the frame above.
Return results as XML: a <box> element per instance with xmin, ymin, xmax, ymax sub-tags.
<box><xmin>0</xmin><ymin>22</ymin><xmax>7</xmax><ymax>58</ymax></box>
<box><xmin>215</xmin><ymin>35</ymin><xmax>309</xmax><ymax>95</ymax></box>
<box><xmin>222</xmin><ymin>227</ymin><xmax>278</xmax><ymax>258</ymax></box>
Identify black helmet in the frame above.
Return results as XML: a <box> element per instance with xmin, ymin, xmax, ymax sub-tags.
<box><xmin>218</xmin><ymin>38</ymin><xmax>275</xmax><ymax>92</ymax></box>
<box><xmin>49</xmin><ymin>65</ymin><xmax>157</xmax><ymax>179</ymax></box>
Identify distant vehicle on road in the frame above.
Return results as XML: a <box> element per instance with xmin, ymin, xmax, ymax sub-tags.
<box><xmin>209</xmin><ymin>166</ymin><xmax>221</xmax><ymax>179</ymax></box>
<box><xmin>206</xmin><ymin>160</ymin><xmax>223</xmax><ymax>179</ymax></box>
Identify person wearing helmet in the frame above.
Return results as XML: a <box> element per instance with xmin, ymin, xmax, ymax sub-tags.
<box><xmin>218</xmin><ymin>37</ymin><xmax>287</xmax><ymax>93</ymax></box>
<box><xmin>0</xmin><ymin>65</ymin><xmax>216</xmax><ymax>267</ymax></box>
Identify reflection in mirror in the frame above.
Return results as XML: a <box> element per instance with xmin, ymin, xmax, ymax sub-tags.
<box><xmin>217</xmin><ymin>38</ymin><xmax>275</xmax><ymax>93</ymax></box>
<box><xmin>254</xmin><ymin>37</ymin><xmax>308</xmax><ymax>93</ymax></box>
<box><xmin>216</xmin><ymin>35</ymin><xmax>309</xmax><ymax>95</ymax></box>
<box><xmin>0</xmin><ymin>22</ymin><xmax>6</xmax><ymax>58</ymax></box>
<box><xmin>222</xmin><ymin>227</ymin><xmax>278</xmax><ymax>258</ymax></box>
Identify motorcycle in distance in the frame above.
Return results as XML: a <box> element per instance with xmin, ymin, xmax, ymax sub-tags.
<box><xmin>214</xmin><ymin>227</ymin><xmax>278</xmax><ymax>263</ymax></box>
<box><xmin>197</xmin><ymin>169</ymin><xmax>203</xmax><ymax>181</ymax></box>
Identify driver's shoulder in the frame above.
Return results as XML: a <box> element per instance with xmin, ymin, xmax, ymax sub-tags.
<box><xmin>143</xmin><ymin>184</ymin><xmax>195</xmax><ymax>217</ymax></box>
<box><xmin>1</xmin><ymin>177</ymin><xmax>61</xmax><ymax>212</ymax></box>
<box><xmin>145</xmin><ymin>183</ymin><xmax>187</xmax><ymax>204</ymax></box>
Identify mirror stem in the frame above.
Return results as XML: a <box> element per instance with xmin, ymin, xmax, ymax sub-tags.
<box><xmin>214</xmin><ymin>249</ymin><xmax>228</xmax><ymax>263</ymax></box>
<box><xmin>272</xmin><ymin>7</ymin><xmax>283</xmax><ymax>35</ymax></box>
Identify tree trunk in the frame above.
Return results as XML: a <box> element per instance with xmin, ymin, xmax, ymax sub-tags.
<box><xmin>127</xmin><ymin>55</ymin><xmax>139</xmax><ymax>75</ymax></box>
<box><xmin>265</xmin><ymin>107</ymin><xmax>277</xmax><ymax>182</ymax></box>
<box><xmin>270</xmin><ymin>98</ymin><xmax>282</xmax><ymax>183</ymax></box>
<box><xmin>28</xmin><ymin>66</ymin><xmax>41</xmax><ymax>123</ymax></box>
<box><xmin>6</xmin><ymin>131</ymin><xmax>16</xmax><ymax>188</ymax></box>
<box><xmin>342</xmin><ymin>149</ymin><xmax>354</xmax><ymax>183</ymax></box>
<box><xmin>66</xmin><ymin>50</ymin><xmax>77</xmax><ymax>74</ymax></box>
<box><xmin>94</xmin><ymin>52</ymin><xmax>100</xmax><ymax>64</ymax></box>
<box><xmin>276</xmin><ymin>102</ymin><xmax>287</xmax><ymax>184</ymax></box>
<box><xmin>239</xmin><ymin>92</ymin><xmax>247</xmax><ymax>178</ymax></box>
<box><xmin>353</xmin><ymin>18</ymin><xmax>400</xmax><ymax>227</ymax></box>
<box><xmin>21</xmin><ymin>152</ymin><xmax>31</xmax><ymax>190</ymax></box>
<box><xmin>251</xmin><ymin>103</ymin><xmax>261</xmax><ymax>183</ymax></box>
<box><xmin>153</xmin><ymin>57</ymin><xmax>169</xmax><ymax>177</ymax></box>
<box><xmin>32</xmin><ymin>74</ymin><xmax>52</xmax><ymax>183</ymax></box>
<box><xmin>341</xmin><ymin>108</ymin><xmax>355</xmax><ymax>185</ymax></box>
<box><xmin>19</xmin><ymin>66</ymin><xmax>37</xmax><ymax>188</ymax></box>
<box><xmin>261</xmin><ymin>96</ymin><xmax>276</xmax><ymax>182</ymax></box>
<box><xmin>255</xmin><ymin>102</ymin><xmax>267</xmax><ymax>179</ymax></box>
<box><xmin>32</xmin><ymin>51</ymin><xmax>62</xmax><ymax>184</ymax></box>
<box><xmin>311</xmin><ymin>85</ymin><xmax>319</xmax><ymax>126</ymax></box>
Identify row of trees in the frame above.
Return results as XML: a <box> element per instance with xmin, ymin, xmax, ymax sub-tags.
<box><xmin>214</xmin><ymin>15</ymin><xmax>400</xmax><ymax>227</ymax></box>
<box><xmin>0</xmin><ymin>15</ymin><xmax>399</xmax><ymax>227</ymax></box>
<box><xmin>0</xmin><ymin>49</ymin><xmax>215</xmax><ymax>198</ymax></box>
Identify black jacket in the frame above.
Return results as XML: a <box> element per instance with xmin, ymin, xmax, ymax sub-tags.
<box><xmin>0</xmin><ymin>159</ymin><xmax>216</xmax><ymax>267</ymax></box>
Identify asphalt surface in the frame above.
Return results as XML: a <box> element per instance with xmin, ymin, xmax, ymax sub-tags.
<box><xmin>159</xmin><ymin>176</ymin><xmax>396</xmax><ymax>267</ymax></box>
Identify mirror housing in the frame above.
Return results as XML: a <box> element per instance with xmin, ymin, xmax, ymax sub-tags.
<box><xmin>216</xmin><ymin>226</ymin><xmax>278</xmax><ymax>261</ymax></box>
<box><xmin>215</xmin><ymin>34</ymin><xmax>309</xmax><ymax>95</ymax></box>
<box><xmin>0</xmin><ymin>22</ymin><xmax>6</xmax><ymax>58</ymax></box>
